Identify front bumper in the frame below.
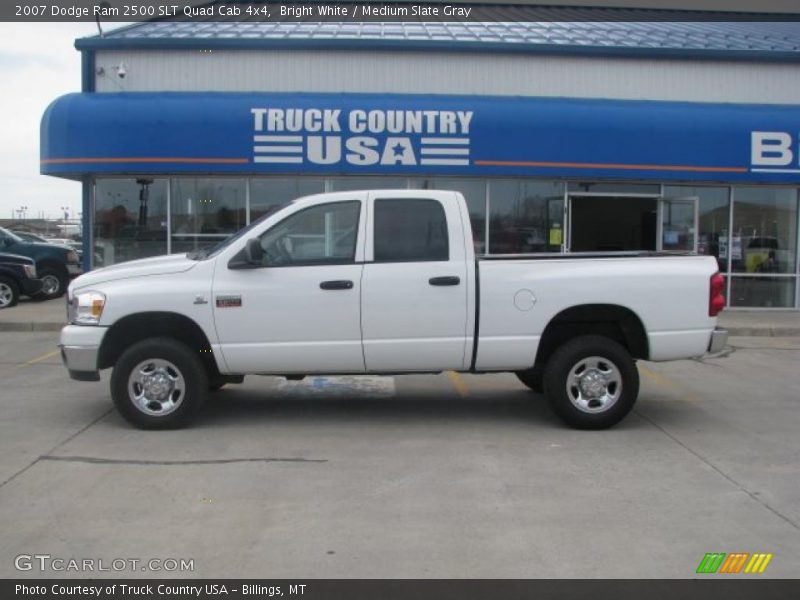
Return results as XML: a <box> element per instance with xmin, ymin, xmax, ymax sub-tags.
<box><xmin>59</xmin><ymin>325</ymin><xmax>107</xmax><ymax>381</ymax></box>
<box><xmin>707</xmin><ymin>327</ymin><xmax>729</xmax><ymax>354</ymax></box>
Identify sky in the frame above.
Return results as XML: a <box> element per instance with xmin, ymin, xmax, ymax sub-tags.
<box><xmin>0</xmin><ymin>23</ymin><xmax>104</xmax><ymax>221</ymax></box>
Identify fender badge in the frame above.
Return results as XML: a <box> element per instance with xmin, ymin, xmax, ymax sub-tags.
<box><xmin>216</xmin><ymin>295</ymin><xmax>242</xmax><ymax>308</ymax></box>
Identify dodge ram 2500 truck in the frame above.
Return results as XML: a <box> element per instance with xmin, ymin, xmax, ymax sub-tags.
<box><xmin>59</xmin><ymin>190</ymin><xmax>727</xmax><ymax>430</ymax></box>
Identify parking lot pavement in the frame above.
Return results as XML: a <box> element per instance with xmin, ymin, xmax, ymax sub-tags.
<box><xmin>0</xmin><ymin>332</ymin><xmax>798</xmax><ymax>579</ymax></box>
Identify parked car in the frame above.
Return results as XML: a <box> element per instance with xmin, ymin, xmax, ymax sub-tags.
<box><xmin>12</xmin><ymin>231</ymin><xmax>50</xmax><ymax>244</ymax></box>
<box><xmin>60</xmin><ymin>190</ymin><xmax>727</xmax><ymax>430</ymax></box>
<box><xmin>0</xmin><ymin>253</ymin><xmax>42</xmax><ymax>308</ymax></box>
<box><xmin>0</xmin><ymin>227</ymin><xmax>81</xmax><ymax>299</ymax></box>
<box><xmin>13</xmin><ymin>231</ymin><xmax>84</xmax><ymax>260</ymax></box>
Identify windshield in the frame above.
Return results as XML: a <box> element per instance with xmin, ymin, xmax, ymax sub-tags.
<box><xmin>187</xmin><ymin>202</ymin><xmax>291</xmax><ymax>261</ymax></box>
<box><xmin>0</xmin><ymin>227</ymin><xmax>23</xmax><ymax>243</ymax></box>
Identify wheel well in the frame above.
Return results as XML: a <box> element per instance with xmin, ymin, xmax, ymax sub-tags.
<box><xmin>534</xmin><ymin>304</ymin><xmax>649</xmax><ymax>367</ymax></box>
<box><xmin>98</xmin><ymin>312</ymin><xmax>219</xmax><ymax>376</ymax></box>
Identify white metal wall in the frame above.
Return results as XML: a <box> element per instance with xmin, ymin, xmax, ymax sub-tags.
<box><xmin>94</xmin><ymin>49</ymin><xmax>800</xmax><ymax>104</ymax></box>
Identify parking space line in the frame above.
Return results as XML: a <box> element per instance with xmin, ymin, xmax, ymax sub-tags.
<box><xmin>639</xmin><ymin>364</ymin><xmax>697</xmax><ymax>401</ymax></box>
<box><xmin>447</xmin><ymin>371</ymin><xmax>469</xmax><ymax>397</ymax></box>
<box><xmin>0</xmin><ymin>349</ymin><xmax>61</xmax><ymax>373</ymax></box>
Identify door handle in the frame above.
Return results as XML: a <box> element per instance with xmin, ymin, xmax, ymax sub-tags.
<box><xmin>429</xmin><ymin>276</ymin><xmax>461</xmax><ymax>286</ymax></box>
<box><xmin>320</xmin><ymin>280</ymin><xmax>354</xmax><ymax>290</ymax></box>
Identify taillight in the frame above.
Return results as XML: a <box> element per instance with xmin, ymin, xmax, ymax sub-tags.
<box><xmin>709</xmin><ymin>272</ymin><xmax>726</xmax><ymax>317</ymax></box>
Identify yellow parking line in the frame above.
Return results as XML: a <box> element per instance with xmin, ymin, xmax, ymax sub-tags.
<box><xmin>2</xmin><ymin>349</ymin><xmax>61</xmax><ymax>373</ymax></box>
<box><xmin>639</xmin><ymin>364</ymin><xmax>697</xmax><ymax>401</ymax></box>
<box><xmin>447</xmin><ymin>371</ymin><xmax>469</xmax><ymax>397</ymax></box>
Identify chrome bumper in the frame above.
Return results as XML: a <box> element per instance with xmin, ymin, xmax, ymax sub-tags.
<box><xmin>707</xmin><ymin>327</ymin><xmax>729</xmax><ymax>354</ymax></box>
<box><xmin>59</xmin><ymin>325</ymin><xmax>106</xmax><ymax>381</ymax></box>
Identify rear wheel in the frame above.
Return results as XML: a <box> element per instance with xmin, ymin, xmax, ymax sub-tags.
<box><xmin>0</xmin><ymin>276</ymin><xmax>19</xmax><ymax>309</ymax></box>
<box><xmin>111</xmin><ymin>337</ymin><xmax>208</xmax><ymax>429</ymax></box>
<box><xmin>543</xmin><ymin>335</ymin><xmax>639</xmax><ymax>430</ymax></box>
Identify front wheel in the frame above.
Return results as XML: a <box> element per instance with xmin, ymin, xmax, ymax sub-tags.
<box><xmin>35</xmin><ymin>267</ymin><xmax>67</xmax><ymax>300</ymax></box>
<box><xmin>543</xmin><ymin>335</ymin><xmax>639</xmax><ymax>430</ymax></box>
<box><xmin>111</xmin><ymin>337</ymin><xmax>208</xmax><ymax>429</ymax></box>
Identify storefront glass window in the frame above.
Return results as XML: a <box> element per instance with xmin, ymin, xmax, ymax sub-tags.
<box><xmin>664</xmin><ymin>186</ymin><xmax>730</xmax><ymax>271</ymax></box>
<box><xmin>250</xmin><ymin>178</ymin><xmax>325</xmax><ymax>222</ymax></box>
<box><xmin>488</xmin><ymin>180</ymin><xmax>565</xmax><ymax>253</ymax></box>
<box><xmin>568</xmin><ymin>182</ymin><xmax>660</xmax><ymax>195</ymax></box>
<box><xmin>170</xmin><ymin>178</ymin><xmax>246</xmax><ymax>253</ymax></box>
<box><xmin>94</xmin><ymin>178</ymin><xmax>168</xmax><ymax>267</ymax></box>
<box><xmin>730</xmin><ymin>277</ymin><xmax>796</xmax><ymax>308</ymax></box>
<box><xmin>731</xmin><ymin>187</ymin><xmax>798</xmax><ymax>274</ymax></box>
<box><xmin>410</xmin><ymin>178</ymin><xmax>487</xmax><ymax>253</ymax></box>
<box><xmin>329</xmin><ymin>177</ymin><xmax>408</xmax><ymax>192</ymax></box>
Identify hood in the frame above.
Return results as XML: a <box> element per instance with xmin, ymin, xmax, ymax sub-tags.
<box><xmin>70</xmin><ymin>253</ymin><xmax>198</xmax><ymax>290</ymax></box>
<box><xmin>0</xmin><ymin>252</ymin><xmax>35</xmax><ymax>265</ymax></box>
<box><xmin>25</xmin><ymin>241</ymin><xmax>73</xmax><ymax>253</ymax></box>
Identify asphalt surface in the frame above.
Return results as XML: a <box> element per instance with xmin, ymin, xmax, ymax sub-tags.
<box><xmin>0</xmin><ymin>332</ymin><xmax>798</xmax><ymax>579</ymax></box>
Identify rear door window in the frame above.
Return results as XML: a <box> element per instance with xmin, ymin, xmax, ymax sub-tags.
<box><xmin>373</xmin><ymin>199</ymin><xmax>449</xmax><ymax>262</ymax></box>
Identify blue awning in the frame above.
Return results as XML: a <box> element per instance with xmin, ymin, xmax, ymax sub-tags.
<box><xmin>41</xmin><ymin>92</ymin><xmax>800</xmax><ymax>183</ymax></box>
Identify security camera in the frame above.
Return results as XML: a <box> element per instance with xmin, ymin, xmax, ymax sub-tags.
<box><xmin>116</xmin><ymin>63</ymin><xmax>127</xmax><ymax>79</ymax></box>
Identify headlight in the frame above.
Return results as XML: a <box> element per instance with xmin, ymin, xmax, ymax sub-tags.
<box><xmin>66</xmin><ymin>251</ymin><xmax>79</xmax><ymax>264</ymax></box>
<box><xmin>73</xmin><ymin>291</ymin><xmax>106</xmax><ymax>325</ymax></box>
<box><xmin>23</xmin><ymin>264</ymin><xmax>36</xmax><ymax>279</ymax></box>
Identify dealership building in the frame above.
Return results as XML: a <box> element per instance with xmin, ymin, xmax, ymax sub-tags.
<box><xmin>40</xmin><ymin>5</ymin><xmax>800</xmax><ymax>308</ymax></box>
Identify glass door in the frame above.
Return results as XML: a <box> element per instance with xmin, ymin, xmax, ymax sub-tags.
<box><xmin>658</xmin><ymin>196</ymin><xmax>699</xmax><ymax>252</ymax></box>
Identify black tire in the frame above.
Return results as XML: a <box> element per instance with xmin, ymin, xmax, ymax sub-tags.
<box><xmin>0</xmin><ymin>276</ymin><xmax>20</xmax><ymax>309</ymax></box>
<box><xmin>543</xmin><ymin>335</ymin><xmax>639</xmax><ymax>430</ymax></box>
<box><xmin>111</xmin><ymin>337</ymin><xmax>208</xmax><ymax>429</ymax></box>
<box><xmin>515</xmin><ymin>364</ymin><xmax>544</xmax><ymax>393</ymax></box>
<box><xmin>35</xmin><ymin>267</ymin><xmax>68</xmax><ymax>300</ymax></box>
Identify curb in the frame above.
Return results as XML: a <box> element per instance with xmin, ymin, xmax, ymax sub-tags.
<box><xmin>0</xmin><ymin>322</ymin><xmax>65</xmax><ymax>332</ymax></box>
<box><xmin>723</xmin><ymin>327</ymin><xmax>800</xmax><ymax>338</ymax></box>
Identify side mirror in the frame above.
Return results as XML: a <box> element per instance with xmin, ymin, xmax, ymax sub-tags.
<box><xmin>228</xmin><ymin>238</ymin><xmax>264</xmax><ymax>270</ymax></box>
<box><xmin>245</xmin><ymin>238</ymin><xmax>264</xmax><ymax>263</ymax></box>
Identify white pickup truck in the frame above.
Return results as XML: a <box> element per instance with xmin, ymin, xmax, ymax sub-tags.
<box><xmin>60</xmin><ymin>190</ymin><xmax>727</xmax><ymax>430</ymax></box>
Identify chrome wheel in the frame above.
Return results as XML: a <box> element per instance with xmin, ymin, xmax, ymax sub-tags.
<box><xmin>0</xmin><ymin>282</ymin><xmax>13</xmax><ymax>307</ymax></box>
<box><xmin>566</xmin><ymin>356</ymin><xmax>622</xmax><ymax>414</ymax></box>
<box><xmin>127</xmin><ymin>358</ymin><xmax>185</xmax><ymax>416</ymax></box>
<box><xmin>41</xmin><ymin>274</ymin><xmax>60</xmax><ymax>296</ymax></box>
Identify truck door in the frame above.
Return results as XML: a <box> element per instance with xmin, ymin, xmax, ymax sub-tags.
<box><xmin>212</xmin><ymin>199</ymin><xmax>366</xmax><ymax>374</ymax></box>
<box><xmin>360</xmin><ymin>192</ymin><xmax>470</xmax><ymax>372</ymax></box>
